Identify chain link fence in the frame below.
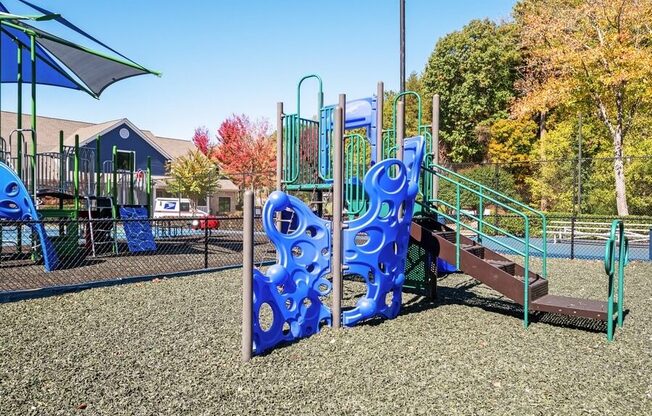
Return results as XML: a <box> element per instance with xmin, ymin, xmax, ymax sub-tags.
<box><xmin>0</xmin><ymin>217</ymin><xmax>274</xmax><ymax>298</ymax></box>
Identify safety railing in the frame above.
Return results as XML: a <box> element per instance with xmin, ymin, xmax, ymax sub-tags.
<box><xmin>421</xmin><ymin>164</ymin><xmax>547</xmax><ymax>327</ymax></box>
<box><xmin>344</xmin><ymin>133</ymin><xmax>370</xmax><ymax>216</ymax></box>
<box><xmin>0</xmin><ymin>136</ymin><xmax>8</xmax><ymax>164</ymax></box>
<box><xmin>427</xmin><ymin>163</ymin><xmax>548</xmax><ymax>279</ymax></box>
<box><xmin>282</xmin><ymin>114</ymin><xmax>322</xmax><ymax>187</ymax></box>
<box><xmin>604</xmin><ymin>219</ymin><xmax>628</xmax><ymax>341</ymax></box>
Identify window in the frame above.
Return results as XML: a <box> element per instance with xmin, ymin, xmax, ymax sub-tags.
<box><xmin>180</xmin><ymin>202</ymin><xmax>191</xmax><ymax>212</ymax></box>
<box><xmin>116</xmin><ymin>150</ymin><xmax>135</xmax><ymax>171</ymax></box>
<box><xmin>218</xmin><ymin>197</ymin><xmax>231</xmax><ymax>213</ymax></box>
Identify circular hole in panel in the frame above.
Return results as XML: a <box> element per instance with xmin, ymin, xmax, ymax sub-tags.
<box><xmin>285</xmin><ymin>298</ymin><xmax>294</xmax><ymax>311</ymax></box>
<box><xmin>392</xmin><ymin>242</ymin><xmax>399</xmax><ymax>255</ymax></box>
<box><xmin>305</xmin><ymin>226</ymin><xmax>318</xmax><ymax>238</ymax></box>
<box><xmin>385</xmin><ymin>291</ymin><xmax>394</xmax><ymax>308</ymax></box>
<box><xmin>398</xmin><ymin>201</ymin><xmax>405</xmax><ymax>222</ymax></box>
<box><xmin>367</xmin><ymin>271</ymin><xmax>376</xmax><ymax>284</ymax></box>
<box><xmin>379</xmin><ymin>201</ymin><xmax>392</xmax><ymax>219</ymax></box>
<box><xmin>5</xmin><ymin>182</ymin><xmax>19</xmax><ymax>197</ymax></box>
<box><xmin>321</xmin><ymin>248</ymin><xmax>329</xmax><ymax>257</ymax></box>
<box><xmin>282</xmin><ymin>322</ymin><xmax>291</xmax><ymax>335</ymax></box>
<box><xmin>378</xmin><ymin>262</ymin><xmax>386</xmax><ymax>273</ymax></box>
<box><xmin>291</xmin><ymin>245</ymin><xmax>303</xmax><ymax>258</ymax></box>
<box><xmin>307</xmin><ymin>263</ymin><xmax>316</xmax><ymax>273</ymax></box>
<box><xmin>354</xmin><ymin>231</ymin><xmax>369</xmax><ymax>246</ymax></box>
<box><xmin>388</xmin><ymin>161</ymin><xmax>403</xmax><ymax>179</ymax></box>
<box><xmin>303</xmin><ymin>297</ymin><xmax>312</xmax><ymax>309</ymax></box>
<box><xmin>258</xmin><ymin>303</ymin><xmax>274</xmax><ymax>332</ymax></box>
<box><xmin>318</xmin><ymin>283</ymin><xmax>329</xmax><ymax>294</ymax></box>
<box><xmin>276</xmin><ymin>285</ymin><xmax>284</xmax><ymax>294</ymax></box>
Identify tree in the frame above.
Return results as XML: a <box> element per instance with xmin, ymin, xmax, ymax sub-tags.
<box><xmin>166</xmin><ymin>150</ymin><xmax>220</xmax><ymax>208</ymax></box>
<box><xmin>214</xmin><ymin>115</ymin><xmax>276</xmax><ymax>190</ymax></box>
<box><xmin>422</xmin><ymin>19</ymin><xmax>522</xmax><ymax>163</ymax></box>
<box><xmin>513</xmin><ymin>0</ymin><xmax>652</xmax><ymax>215</ymax></box>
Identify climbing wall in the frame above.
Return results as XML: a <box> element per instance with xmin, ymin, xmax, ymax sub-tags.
<box><xmin>342</xmin><ymin>136</ymin><xmax>425</xmax><ymax>326</ymax></box>
<box><xmin>119</xmin><ymin>206</ymin><xmax>156</xmax><ymax>253</ymax></box>
<box><xmin>253</xmin><ymin>191</ymin><xmax>332</xmax><ymax>355</ymax></box>
<box><xmin>0</xmin><ymin>162</ymin><xmax>59</xmax><ymax>271</ymax></box>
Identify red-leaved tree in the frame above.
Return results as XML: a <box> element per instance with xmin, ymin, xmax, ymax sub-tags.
<box><xmin>192</xmin><ymin>115</ymin><xmax>276</xmax><ymax>191</ymax></box>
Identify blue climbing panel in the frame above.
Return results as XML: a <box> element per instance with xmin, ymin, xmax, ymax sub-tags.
<box><xmin>253</xmin><ymin>191</ymin><xmax>332</xmax><ymax>355</ymax></box>
<box><xmin>0</xmin><ymin>161</ymin><xmax>59</xmax><ymax>271</ymax></box>
<box><xmin>119</xmin><ymin>206</ymin><xmax>156</xmax><ymax>253</ymax></box>
<box><xmin>342</xmin><ymin>136</ymin><xmax>425</xmax><ymax>326</ymax></box>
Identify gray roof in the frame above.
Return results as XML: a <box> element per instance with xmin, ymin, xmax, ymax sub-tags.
<box><xmin>0</xmin><ymin>111</ymin><xmax>192</xmax><ymax>159</ymax></box>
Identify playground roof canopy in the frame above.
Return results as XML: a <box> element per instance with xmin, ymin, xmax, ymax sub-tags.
<box><xmin>0</xmin><ymin>5</ymin><xmax>160</xmax><ymax>98</ymax></box>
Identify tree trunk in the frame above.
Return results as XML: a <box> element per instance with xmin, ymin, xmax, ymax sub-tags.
<box><xmin>612</xmin><ymin>129</ymin><xmax>629</xmax><ymax>216</ymax></box>
<box><xmin>538</xmin><ymin>111</ymin><xmax>548</xmax><ymax>211</ymax></box>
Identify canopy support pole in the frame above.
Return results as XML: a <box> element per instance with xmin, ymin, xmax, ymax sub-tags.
<box><xmin>30</xmin><ymin>34</ymin><xmax>36</xmax><ymax>196</ymax></box>
<box><xmin>17</xmin><ymin>43</ymin><xmax>22</xmax><ymax>180</ymax></box>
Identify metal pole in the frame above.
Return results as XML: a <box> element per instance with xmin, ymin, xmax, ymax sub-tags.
<box><xmin>577</xmin><ymin>113</ymin><xmax>582</xmax><ymax>214</ymax></box>
<box><xmin>112</xmin><ymin>145</ymin><xmax>118</xmax><ymax>206</ymax></box>
<box><xmin>242</xmin><ymin>190</ymin><xmax>254</xmax><ymax>362</ymax></box>
<box><xmin>59</xmin><ymin>131</ymin><xmax>64</xmax><ymax>210</ymax></box>
<box><xmin>30</xmin><ymin>35</ymin><xmax>37</xmax><ymax>196</ymax></box>
<box><xmin>432</xmin><ymin>94</ymin><xmax>440</xmax><ymax>202</ymax></box>
<box><xmin>332</xmin><ymin>99</ymin><xmax>345</xmax><ymax>329</ymax></box>
<box><xmin>17</xmin><ymin>44</ymin><xmax>22</xmax><ymax>181</ymax></box>
<box><xmin>129</xmin><ymin>153</ymin><xmax>134</xmax><ymax>205</ymax></box>
<box><xmin>146</xmin><ymin>156</ymin><xmax>152</xmax><ymax>214</ymax></box>
<box><xmin>74</xmin><ymin>135</ymin><xmax>80</xmax><ymax>211</ymax></box>
<box><xmin>376</xmin><ymin>82</ymin><xmax>384</xmax><ymax>162</ymax></box>
<box><xmin>400</xmin><ymin>0</ymin><xmax>405</xmax><ymax>94</ymax></box>
<box><xmin>276</xmin><ymin>102</ymin><xmax>283</xmax><ymax>192</ymax></box>
<box><xmin>96</xmin><ymin>135</ymin><xmax>101</xmax><ymax>197</ymax></box>
<box><xmin>397</xmin><ymin>100</ymin><xmax>405</xmax><ymax>161</ymax></box>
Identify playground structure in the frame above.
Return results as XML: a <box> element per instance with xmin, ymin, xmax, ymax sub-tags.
<box><xmin>242</xmin><ymin>75</ymin><xmax>630</xmax><ymax>361</ymax></box>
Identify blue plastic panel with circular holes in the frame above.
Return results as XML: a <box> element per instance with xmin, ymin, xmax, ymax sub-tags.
<box><xmin>341</xmin><ymin>136</ymin><xmax>425</xmax><ymax>326</ymax></box>
<box><xmin>252</xmin><ymin>191</ymin><xmax>332</xmax><ymax>355</ymax></box>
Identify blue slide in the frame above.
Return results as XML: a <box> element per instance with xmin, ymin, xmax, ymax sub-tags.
<box><xmin>0</xmin><ymin>161</ymin><xmax>59</xmax><ymax>271</ymax></box>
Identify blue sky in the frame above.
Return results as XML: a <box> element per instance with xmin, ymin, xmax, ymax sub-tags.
<box><xmin>1</xmin><ymin>0</ymin><xmax>516</xmax><ymax>140</ymax></box>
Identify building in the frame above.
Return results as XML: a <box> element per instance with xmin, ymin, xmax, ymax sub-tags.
<box><xmin>0</xmin><ymin>111</ymin><xmax>238</xmax><ymax>214</ymax></box>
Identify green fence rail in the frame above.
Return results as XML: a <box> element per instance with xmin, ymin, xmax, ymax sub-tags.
<box><xmin>344</xmin><ymin>133</ymin><xmax>369</xmax><ymax>216</ymax></box>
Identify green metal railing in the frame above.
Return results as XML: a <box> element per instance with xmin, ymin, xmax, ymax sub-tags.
<box><xmin>604</xmin><ymin>219</ymin><xmax>628</xmax><ymax>341</ymax></box>
<box><xmin>427</xmin><ymin>164</ymin><xmax>548</xmax><ymax>279</ymax></box>
<box><xmin>421</xmin><ymin>164</ymin><xmax>548</xmax><ymax>328</ymax></box>
<box><xmin>344</xmin><ymin>133</ymin><xmax>370</xmax><ymax>216</ymax></box>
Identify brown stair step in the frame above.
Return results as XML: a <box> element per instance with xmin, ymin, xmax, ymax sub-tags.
<box><xmin>486</xmin><ymin>259</ymin><xmax>516</xmax><ymax>275</ymax></box>
<box><xmin>462</xmin><ymin>244</ymin><xmax>485</xmax><ymax>258</ymax></box>
<box><xmin>434</xmin><ymin>231</ymin><xmax>456</xmax><ymax>242</ymax></box>
<box><xmin>531</xmin><ymin>295</ymin><xmax>612</xmax><ymax>321</ymax></box>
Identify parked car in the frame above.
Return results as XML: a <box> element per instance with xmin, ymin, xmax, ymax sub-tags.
<box><xmin>191</xmin><ymin>215</ymin><xmax>220</xmax><ymax>230</ymax></box>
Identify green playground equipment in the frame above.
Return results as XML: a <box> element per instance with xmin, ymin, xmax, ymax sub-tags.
<box><xmin>279</xmin><ymin>75</ymin><xmax>376</xmax><ymax>217</ymax></box>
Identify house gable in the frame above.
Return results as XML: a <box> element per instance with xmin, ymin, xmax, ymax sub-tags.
<box><xmin>80</xmin><ymin>121</ymin><xmax>171</xmax><ymax>176</ymax></box>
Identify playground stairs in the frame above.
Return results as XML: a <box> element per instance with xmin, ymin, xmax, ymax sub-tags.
<box><xmin>410</xmin><ymin>215</ymin><xmax>613</xmax><ymax>322</ymax></box>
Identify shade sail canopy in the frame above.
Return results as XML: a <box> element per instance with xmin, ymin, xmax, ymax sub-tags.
<box><xmin>0</xmin><ymin>11</ymin><xmax>160</xmax><ymax>98</ymax></box>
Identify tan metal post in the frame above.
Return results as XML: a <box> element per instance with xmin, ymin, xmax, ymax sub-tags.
<box><xmin>432</xmin><ymin>94</ymin><xmax>440</xmax><ymax>202</ymax></box>
<box><xmin>242</xmin><ymin>190</ymin><xmax>254</xmax><ymax>362</ymax></box>
<box><xmin>397</xmin><ymin>100</ymin><xmax>405</xmax><ymax>161</ymax></box>
<box><xmin>276</xmin><ymin>102</ymin><xmax>283</xmax><ymax>192</ymax></box>
<box><xmin>376</xmin><ymin>81</ymin><xmax>384</xmax><ymax>162</ymax></box>
<box><xmin>332</xmin><ymin>95</ymin><xmax>345</xmax><ymax>329</ymax></box>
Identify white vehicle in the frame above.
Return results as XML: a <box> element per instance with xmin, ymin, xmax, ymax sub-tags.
<box><xmin>153</xmin><ymin>198</ymin><xmax>208</xmax><ymax>219</ymax></box>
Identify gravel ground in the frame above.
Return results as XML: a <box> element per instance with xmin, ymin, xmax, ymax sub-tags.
<box><xmin>1</xmin><ymin>258</ymin><xmax>650</xmax><ymax>415</ymax></box>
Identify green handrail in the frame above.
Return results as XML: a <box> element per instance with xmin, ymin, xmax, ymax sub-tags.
<box><xmin>421</xmin><ymin>165</ymin><xmax>539</xmax><ymax>327</ymax></box>
<box><xmin>429</xmin><ymin>163</ymin><xmax>547</xmax><ymax>279</ymax></box>
<box><xmin>604</xmin><ymin>220</ymin><xmax>629</xmax><ymax>341</ymax></box>
<box><xmin>344</xmin><ymin>133</ymin><xmax>369</xmax><ymax>216</ymax></box>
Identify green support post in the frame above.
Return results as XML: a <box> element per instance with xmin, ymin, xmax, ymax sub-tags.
<box><xmin>17</xmin><ymin>44</ymin><xmax>23</xmax><ymax>181</ymax></box>
<box><xmin>146</xmin><ymin>156</ymin><xmax>152</xmax><ymax>215</ymax></box>
<box><xmin>59</xmin><ymin>131</ymin><xmax>64</xmax><ymax>210</ymax></box>
<box><xmin>112</xmin><ymin>145</ymin><xmax>118</xmax><ymax>209</ymax></box>
<box><xmin>74</xmin><ymin>135</ymin><xmax>80</xmax><ymax>211</ymax></box>
<box><xmin>96</xmin><ymin>135</ymin><xmax>101</xmax><ymax>197</ymax></box>
<box><xmin>30</xmin><ymin>34</ymin><xmax>37</xmax><ymax>196</ymax></box>
<box><xmin>129</xmin><ymin>153</ymin><xmax>134</xmax><ymax>205</ymax></box>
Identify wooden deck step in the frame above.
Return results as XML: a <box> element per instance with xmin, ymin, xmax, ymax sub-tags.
<box><xmin>434</xmin><ymin>231</ymin><xmax>456</xmax><ymax>243</ymax></box>
<box><xmin>531</xmin><ymin>295</ymin><xmax>611</xmax><ymax>321</ymax></box>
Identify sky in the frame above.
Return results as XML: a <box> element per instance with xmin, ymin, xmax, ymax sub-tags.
<box><xmin>0</xmin><ymin>0</ymin><xmax>516</xmax><ymax>141</ymax></box>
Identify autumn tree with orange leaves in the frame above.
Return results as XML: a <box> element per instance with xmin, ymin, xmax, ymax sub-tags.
<box><xmin>192</xmin><ymin>115</ymin><xmax>276</xmax><ymax>191</ymax></box>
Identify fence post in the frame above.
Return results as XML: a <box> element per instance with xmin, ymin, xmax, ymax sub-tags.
<box><xmin>242</xmin><ymin>190</ymin><xmax>254</xmax><ymax>362</ymax></box>
<box><xmin>204</xmin><ymin>219</ymin><xmax>209</xmax><ymax>269</ymax></box>
<box><xmin>649</xmin><ymin>228</ymin><xmax>651</xmax><ymax>261</ymax></box>
<box><xmin>570</xmin><ymin>215</ymin><xmax>576</xmax><ymax>260</ymax></box>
